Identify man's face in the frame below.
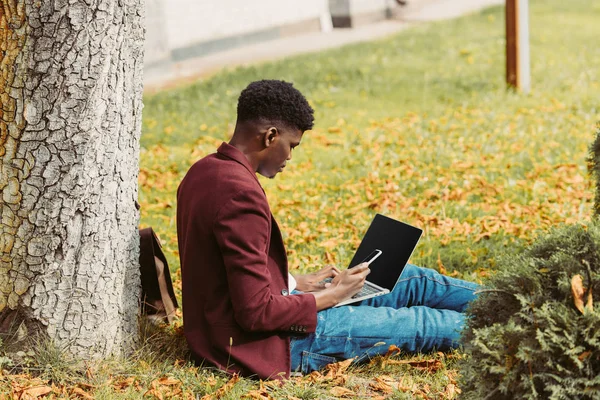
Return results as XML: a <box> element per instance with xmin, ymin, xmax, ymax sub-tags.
<box><xmin>257</xmin><ymin>126</ymin><xmax>303</xmax><ymax>179</ymax></box>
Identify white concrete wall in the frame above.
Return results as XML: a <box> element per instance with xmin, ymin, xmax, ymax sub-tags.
<box><xmin>145</xmin><ymin>0</ymin><xmax>170</xmax><ymax>65</ymax></box>
<box><xmin>162</xmin><ymin>0</ymin><xmax>329</xmax><ymax>50</ymax></box>
<box><xmin>351</xmin><ymin>0</ymin><xmax>390</xmax><ymax>14</ymax></box>
<box><xmin>329</xmin><ymin>0</ymin><xmax>391</xmax><ymax>16</ymax></box>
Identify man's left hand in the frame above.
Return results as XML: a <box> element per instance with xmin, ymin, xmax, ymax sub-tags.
<box><xmin>293</xmin><ymin>265</ymin><xmax>340</xmax><ymax>292</ymax></box>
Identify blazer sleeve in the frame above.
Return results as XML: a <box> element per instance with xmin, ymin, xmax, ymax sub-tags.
<box><xmin>213</xmin><ymin>188</ymin><xmax>317</xmax><ymax>333</ymax></box>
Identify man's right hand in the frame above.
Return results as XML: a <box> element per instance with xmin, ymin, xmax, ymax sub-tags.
<box><xmin>312</xmin><ymin>264</ymin><xmax>370</xmax><ymax>311</ymax></box>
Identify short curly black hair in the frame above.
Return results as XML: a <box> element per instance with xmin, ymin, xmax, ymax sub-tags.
<box><xmin>237</xmin><ymin>80</ymin><xmax>314</xmax><ymax>131</ymax></box>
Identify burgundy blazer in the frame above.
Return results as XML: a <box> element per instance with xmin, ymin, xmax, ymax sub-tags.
<box><xmin>177</xmin><ymin>142</ymin><xmax>317</xmax><ymax>380</ymax></box>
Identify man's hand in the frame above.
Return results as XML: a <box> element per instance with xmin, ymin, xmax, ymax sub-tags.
<box><xmin>312</xmin><ymin>264</ymin><xmax>371</xmax><ymax>310</ymax></box>
<box><xmin>293</xmin><ymin>265</ymin><xmax>340</xmax><ymax>292</ymax></box>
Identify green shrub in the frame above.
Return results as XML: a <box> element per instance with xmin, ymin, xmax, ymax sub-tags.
<box><xmin>588</xmin><ymin>123</ymin><xmax>600</xmax><ymax>217</ymax></box>
<box><xmin>459</xmin><ymin>223</ymin><xmax>600</xmax><ymax>399</ymax></box>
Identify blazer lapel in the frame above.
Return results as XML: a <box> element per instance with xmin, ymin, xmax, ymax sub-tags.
<box><xmin>270</xmin><ymin>215</ymin><xmax>289</xmax><ymax>279</ymax></box>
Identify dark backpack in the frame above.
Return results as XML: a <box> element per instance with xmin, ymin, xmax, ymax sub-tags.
<box><xmin>139</xmin><ymin>227</ymin><xmax>178</xmax><ymax>323</ymax></box>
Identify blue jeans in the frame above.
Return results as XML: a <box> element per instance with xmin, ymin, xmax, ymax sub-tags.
<box><xmin>290</xmin><ymin>264</ymin><xmax>479</xmax><ymax>374</ymax></box>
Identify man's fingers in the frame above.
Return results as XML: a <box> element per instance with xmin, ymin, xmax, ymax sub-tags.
<box><xmin>349</xmin><ymin>263</ymin><xmax>369</xmax><ymax>274</ymax></box>
<box><xmin>323</xmin><ymin>265</ymin><xmax>341</xmax><ymax>276</ymax></box>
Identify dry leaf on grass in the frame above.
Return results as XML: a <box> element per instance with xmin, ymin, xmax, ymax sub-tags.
<box><xmin>206</xmin><ymin>374</ymin><xmax>218</xmax><ymax>386</ymax></box>
<box><xmin>19</xmin><ymin>385</ymin><xmax>53</xmax><ymax>399</ymax></box>
<box><xmin>385</xmin><ymin>345</ymin><xmax>402</xmax><ymax>357</ymax></box>
<box><xmin>369</xmin><ymin>379</ymin><xmax>393</xmax><ymax>394</ymax></box>
<box><xmin>145</xmin><ymin>376</ymin><xmax>183</xmax><ymax>399</ymax></box>
<box><xmin>326</xmin><ymin>358</ymin><xmax>353</xmax><ymax>375</ymax></box>
<box><xmin>201</xmin><ymin>374</ymin><xmax>240</xmax><ymax>400</ymax></box>
<box><xmin>112</xmin><ymin>376</ymin><xmax>139</xmax><ymax>391</ymax></box>
<box><xmin>380</xmin><ymin>346</ymin><xmax>444</xmax><ymax>372</ymax></box>
<box><xmin>368</xmin><ymin>375</ymin><xmax>433</xmax><ymax>398</ymax></box>
<box><xmin>242</xmin><ymin>381</ymin><xmax>274</xmax><ymax>400</ymax></box>
<box><xmin>368</xmin><ymin>375</ymin><xmax>411</xmax><ymax>394</ymax></box>
<box><xmin>243</xmin><ymin>390</ymin><xmax>273</xmax><ymax>400</ymax></box>
<box><xmin>329</xmin><ymin>386</ymin><xmax>356</xmax><ymax>397</ymax></box>
<box><xmin>441</xmin><ymin>383</ymin><xmax>460</xmax><ymax>399</ymax></box>
<box><xmin>306</xmin><ymin>357</ymin><xmax>355</xmax><ymax>385</ymax></box>
<box><xmin>70</xmin><ymin>386</ymin><xmax>95</xmax><ymax>399</ymax></box>
<box><xmin>152</xmin><ymin>376</ymin><xmax>181</xmax><ymax>386</ymax></box>
<box><xmin>384</xmin><ymin>358</ymin><xmax>444</xmax><ymax>372</ymax></box>
<box><xmin>144</xmin><ymin>388</ymin><xmax>164</xmax><ymax>400</ymax></box>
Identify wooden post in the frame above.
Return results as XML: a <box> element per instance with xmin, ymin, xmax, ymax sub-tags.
<box><xmin>506</xmin><ymin>0</ymin><xmax>530</xmax><ymax>92</ymax></box>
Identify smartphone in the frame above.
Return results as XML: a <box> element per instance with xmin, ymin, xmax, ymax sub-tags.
<box><xmin>359</xmin><ymin>249</ymin><xmax>382</xmax><ymax>266</ymax></box>
<box><xmin>321</xmin><ymin>250</ymin><xmax>383</xmax><ymax>284</ymax></box>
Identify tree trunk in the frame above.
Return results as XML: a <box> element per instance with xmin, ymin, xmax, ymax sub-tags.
<box><xmin>0</xmin><ymin>0</ymin><xmax>144</xmax><ymax>358</ymax></box>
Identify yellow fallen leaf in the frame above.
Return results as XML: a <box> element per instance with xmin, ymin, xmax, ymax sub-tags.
<box><xmin>242</xmin><ymin>389</ymin><xmax>273</xmax><ymax>400</ymax></box>
<box><xmin>202</xmin><ymin>374</ymin><xmax>240</xmax><ymax>400</ymax></box>
<box><xmin>329</xmin><ymin>386</ymin><xmax>356</xmax><ymax>397</ymax></box>
<box><xmin>71</xmin><ymin>387</ymin><xmax>94</xmax><ymax>399</ymax></box>
<box><xmin>144</xmin><ymin>388</ymin><xmax>164</xmax><ymax>400</ymax></box>
<box><xmin>369</xmin><ymin>380</ymin><xmax>393</xmax><ymax>394</ymax></box>
<box><xmin>156</xmin><ymin>377</ymin><xmax>181</xmax><ymax>386</ymax></box>
<box><xmin>324</xmin><ymin>357</ymin><xmax>354</xmax><ymax>378</ymax></box>
<box><xmin>443</xmin><ymin>383</ymin><xmax>460</xmax><ymax>399</ymax></box>
<box><xmin>20</xmin><ymin>385</ymin><xmax>53</xmax><ymax>399</ymax></box>
<box><xmin>384</xmin><ymin>358</ymin><xmax>444</xmax><ymax>373</ymax></box>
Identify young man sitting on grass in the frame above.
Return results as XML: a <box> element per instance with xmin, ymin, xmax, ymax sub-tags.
<box><xmin>177</xmin><ymin>79</ymin><xmax>479</xmax><ymax>380</ymax></box>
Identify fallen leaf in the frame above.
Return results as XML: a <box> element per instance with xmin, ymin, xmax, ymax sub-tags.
<box><xmin>155</xmin><ymin>377</ymin><xmax>181</xmax><ymax>386</ymax></box>
<box><xmin>243</xmin><ymin>389</ymin><xmax>272</xmax><ymax>400</ymax></box>
<box><xmin>437</xmin><ymin>253</ymin><xmax>447</xmax><ymax>275</ymax></box>
<box><xmin>70</xmin><ymin>387</ymin><xmax>94</xmax><ymax>399</ymax></box>
<box><xmin>242</xmin><ymin>381</ymin><xmax>274</xmax><ymax>400</ymax></box>
<box><xmin>206</xmin><ymin>374</ymin><xmax>218</xmax><ymax>386</ymax></box>
<box><xmin>384</xmin><ymin>358</ymin><xmax>444</xmax><ymax>373</ymax></box>
<box><xmin>329</xmin><ymin>386</ymin><xmax>355</xmax><ymax>397</ymax></box>
<box><xmin>571</xmin><ymin>274</ymin><xmax>593</xmax><ymax>313</ymax></box>
<box><xmin>578</xmin><ymin>351</ymin><xmax>592</xmax><ymax>361</ymax></box>
<box><xmin>368</xmin><ymin>375</ymin><xmax>411</xmax><ymax>394</ymax></box>
<box><xmin>144</xmin><ymin>388</ymin><xmax>164</xmax><ymax>400</ymax></box>
<box><xmin>324</xmin><ymin>357</ymin><xmax>355</xmax><ymax>378</ymax></box>
<box><xmin>112</xmin><ymin>376</ymin><xmax>138</xmax><ymax>391</ymax></box>
<box><xmin>442</xmin><ymin>383</ymin><xmax>460</xmax><ymax>399</ymax></box>
<box><xmin>385</xmin><ymin>345</ymin><xmax>401</xmax><ymax>357</ymax></box>
<box><xmin>20</xmin><ymin>385</ymin><xmax>53</xmax><ymax>399</ymax></box>
<box><xmin>201</xmin><ymin>374</ymin><xmax>240</xmax><ymax>400</ymax></box>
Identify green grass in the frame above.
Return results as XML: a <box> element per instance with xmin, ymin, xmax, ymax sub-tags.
<box><xmin>2</xmin><ymin>0</ymin><xmax>600</xmax><ymax>398</ymax></box>
<box><xmin>139</xmin><ymin>0</ymin><xmax>599</xmax><ymax>281</ymax></box>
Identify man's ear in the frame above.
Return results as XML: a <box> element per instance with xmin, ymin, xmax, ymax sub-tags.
<box><xmin>263</xmin><ymin>126</ymin><xmax>279</xmax><ymax>148</ymax></box>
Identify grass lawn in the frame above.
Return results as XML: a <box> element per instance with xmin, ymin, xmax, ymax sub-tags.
<box><xmin>2</xmin><ymin>0</ymin><xmax>600</xmax><ymax>398</ymax></box>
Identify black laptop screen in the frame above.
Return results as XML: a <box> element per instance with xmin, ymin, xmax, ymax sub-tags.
<box><xmin>347</xmin><ymin>214</ymin><xmax>423</xmax><ymax>291</ymax></box>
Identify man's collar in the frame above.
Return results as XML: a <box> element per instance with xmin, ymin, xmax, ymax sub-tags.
<box><xmin>216</xmin><ymin>142</ymin><xmax>260</xmax><ymax>182</ymax></box>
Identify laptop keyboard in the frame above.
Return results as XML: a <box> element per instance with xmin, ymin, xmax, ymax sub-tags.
<box><xmin>351</xmin><ymin>282</ymin><xmax>381</xmax><ymax>298</ymax></box>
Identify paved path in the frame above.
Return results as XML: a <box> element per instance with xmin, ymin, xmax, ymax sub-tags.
<box><xmin>144</xmin><ymin>0</ymin><xmax>504</xmax><ymax>91</ymax></box>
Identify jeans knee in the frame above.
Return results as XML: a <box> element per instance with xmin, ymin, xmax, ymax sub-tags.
<box><xmin>400</xmin><ymin>263</ymin><xmax>421</xmax><ymax>279</ymax></box>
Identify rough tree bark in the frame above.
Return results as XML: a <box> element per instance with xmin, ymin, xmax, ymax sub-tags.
<box><xmin>0</xmin><ymin>0</ymin><xmax>144</xmax><ymax>357</ymax></box>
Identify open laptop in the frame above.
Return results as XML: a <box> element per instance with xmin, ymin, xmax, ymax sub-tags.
<box><xmin>333</xmin><ymin>214</ymin><xmax>423</xmax><ymax>307</ymax></box>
